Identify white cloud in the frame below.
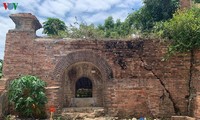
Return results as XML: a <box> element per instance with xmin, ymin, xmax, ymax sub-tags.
<box><xmin>0</xmin><ymin>16</ymin><xmax>15</xmax><ymax>59</ymax></box>
<box><xmin>37</xmin><ymin>0</ymin><xmax>73</xmax><ymax>18</ymax></box>
<box><xmin>73</xmin><ymin>0</ymin><xmax>121</xmax><ymax>13</ymax></box>
<box><xmin>17</xmin><ymin>0</ymin><xmax>40</xmax><ymax>13</ymax></box>
<box><xmin>81</xmin><ymin>10</ymin><xmax>129</xmax><ymax>24</ymax></box>
<box><xmin>116</xmin><ymin>0</ymin><xmax>143</xmax><ymax>9</ymax></box>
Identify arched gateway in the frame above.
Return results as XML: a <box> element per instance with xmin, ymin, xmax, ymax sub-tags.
<box><xmin>53</xmin><ymin>51</ymin><xmax>113</xmax><ymax>107</ymax></box>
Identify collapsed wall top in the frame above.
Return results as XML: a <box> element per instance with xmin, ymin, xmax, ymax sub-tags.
<box><xmin>9</xmin><ymin>13</ymin><xmax>42</xmax><ymax>32</ymax></box>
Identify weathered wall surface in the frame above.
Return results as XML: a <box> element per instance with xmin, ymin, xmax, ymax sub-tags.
<box><xmin>2</xmin><ymin>13</ymin><xmax>200</xmax><ymax>119</ymax></box>
<box><xmin>192</xmin><ymin>51</ymin><xmax>200</xmax><ymax>118</ymax></box>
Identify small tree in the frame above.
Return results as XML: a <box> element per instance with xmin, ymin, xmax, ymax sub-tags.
<box><xmin>43</xmin><ymin>18</ymin><xmax>67</xmax><ymax>36</ymax></box>
<box><xmin>8</xmin><ymin>75</ymin><xmax>47</xmax><ymax>118</ymax></box>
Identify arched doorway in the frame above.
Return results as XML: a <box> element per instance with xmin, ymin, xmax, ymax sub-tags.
<box><xmin>76</xmin><ymin>77</ymin><xmax>92</xmax><ymax>98</ymax></box>
<box><xmin>63</xmin><ymin>62</ymin><xmax>104</xmax><ymax>107</ymax></box>
<box><xmin>53</xmin><ymin>51</ymin><xmax>113</xmax><ymax>108</ymax></box>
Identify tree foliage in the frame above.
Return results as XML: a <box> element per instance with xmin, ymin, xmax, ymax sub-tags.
<box><xmin>194</xmin><ymin>0</ymin><xmax>200</xmax><ymax>3</ymax></box>
<box><xmin>43</xmin><ymin>18</ymin><xmax>67</xmax><ymax>36</ymax></box>
<box><xmin>8</xmin><ymin>75</ymin><xmax>47</xmax><ymax>118</ymax></box>
<box><xmin>127</xmin><ymin>7</ymin><xmax>152</xmax><ymax>31</ymax></box>
<box><xmin>53</xmin><ymin>16</ymin><xmax>135</xmax><ymax>39</ymax></box>
<box><xmin>0</xmin><ymin>59</ymin><xmax>2</xmax><ymax>79</ymax></box>
<box><xmin>144</xmin><ymin>0</ymin><xmax>179</xmax><ymax>21</ymax></box>
<box><xmin>129</xmin><ymin>0</ymin><xmax>179</xmax><ymax>31</ymax></box>
<box><xmin>160</xmin><ymin>7</ymin><xmax>200</xmax><ymax>56</ymax></box>
<box><xmin>97</xmin><ymin>16</ymin><xmax>134</xmax><ymax>38</ymax></box>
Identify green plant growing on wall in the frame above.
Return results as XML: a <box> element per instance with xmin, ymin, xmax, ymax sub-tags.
<box><xmin>161</xmin><ymin>7</ymin><xmax>200</xmax><ymax>57</ymax></box>
<box><xmin>8</xmin><ymin>75</ymin><xmax>47</xmax><ymax>119</ymax></box>
<box><xmin>0</xmin><ymin>59</ymin><xmax>3</xmax><ymax>79</ymax></box>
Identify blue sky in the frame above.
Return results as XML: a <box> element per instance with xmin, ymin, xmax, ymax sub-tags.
<box><xmin>0</xmin><ymin>0</ymin><xmax>143</xmax><ymax>59</ymax></box>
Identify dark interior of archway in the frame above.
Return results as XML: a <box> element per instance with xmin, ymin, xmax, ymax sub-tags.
<box><xmin>76</xmin><ymin>77</ymin><xmax>92</xmax><ymax>98</ymax></box>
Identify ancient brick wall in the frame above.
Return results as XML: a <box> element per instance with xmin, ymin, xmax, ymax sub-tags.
<box><xmin>2</xmin><ymin>13</ymin><xmax>200</xmax><ymax>119</ymax></box>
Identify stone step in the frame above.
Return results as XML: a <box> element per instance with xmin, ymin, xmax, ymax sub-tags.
<box><xmin>62</xmin><ymin>107</ymin><xmax>104</xmax><ymax>113</ymax></box>
<box><xmin>171</xmin><ymin>116</ymin><xmax>196</xmax><ymax>120</ymax></box>
<box><xmin>62</xmin><ymin>107</ymin><xmax>105</xmax><ymax>119</ymax></box>
<box><xmin>69</xmin><ymin>98</ymin><xmax>97</xmax><ymax>107</ymax></box>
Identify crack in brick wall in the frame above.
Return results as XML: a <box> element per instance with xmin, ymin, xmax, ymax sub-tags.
<box><xmin>188</xmin><ymin>50</ymin><xmax>195</xmax><ymax>115</ymax></box>
<box><xmin>138</xmin><ymin>54</ymin><xmax>180</xmax><ymax>115</ymax></box>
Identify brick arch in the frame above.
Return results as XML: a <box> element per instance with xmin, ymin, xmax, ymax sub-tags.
<box><xmin>63</xmin><ymin>62</ymin><xmax>105</xmax><ymax>107</ymax></box>
<box><xmin>53</xmin><ymin>51</ymin><xmax>113</xmax><ymax>81</ymax></box>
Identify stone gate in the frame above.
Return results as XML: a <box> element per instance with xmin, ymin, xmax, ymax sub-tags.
<box><xmin>0</xmin><ymin>13</ymin><xmax>200</xmax><ymax>119</ymax></box>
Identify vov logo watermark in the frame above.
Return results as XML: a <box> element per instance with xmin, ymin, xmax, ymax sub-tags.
<box><xmin>3</xmin><ymin>3</ymin><xmax>18</xmax><ymax>10</ymax></box>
